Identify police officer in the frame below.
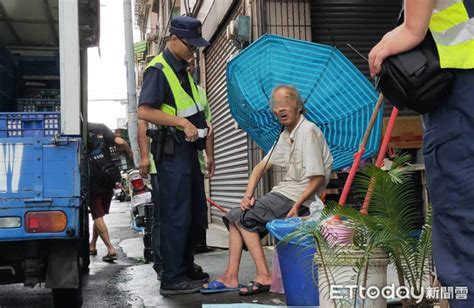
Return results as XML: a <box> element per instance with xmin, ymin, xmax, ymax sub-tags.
<box><xmin>369</xmin><ymin>1</ymin><xmax>474</xmax><ymax>306</ymax></box>
<box><xmin>138</xmin><ymin>16</ymin><xmax>210</xmax><ymax>296</ymax></box>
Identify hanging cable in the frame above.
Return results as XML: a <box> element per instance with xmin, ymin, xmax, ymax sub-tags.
<box><xmin>184</xmin><ymin>0</ymin><xmax>191</xmax><ymax>16</ymax></box>
<box><xmin>240</xmin><ymin>125</ymin><xmax>285</xmax><ymax>229</ymax></box>
<box><xmin>158</xmin><ymin>0</ymin><xmax>177</xmax><ymax>52</ymax></box>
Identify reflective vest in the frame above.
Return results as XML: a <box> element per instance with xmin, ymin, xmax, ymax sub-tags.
<box><xmin>145</xmin><ymin>53</ymin><xmax>208</xmax><ymax>139</ymax></box>
<box><xmin>429</xmin><ymin>0</ymin><xmax>474</xmax><ymax>69</ymax></box>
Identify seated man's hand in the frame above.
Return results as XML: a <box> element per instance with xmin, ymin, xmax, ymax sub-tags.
<box><xmin>286</xmin><ymin>204</ymin><xmax>300</xmax><ymax>218</ymax></box>
<box><xmin>240</xmin><ymin>194</ymin><xmax>255</xmax><ymax>211</ymax></box>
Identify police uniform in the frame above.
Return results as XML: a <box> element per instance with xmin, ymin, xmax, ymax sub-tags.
<box><xmin>146</xmin><ymin>86</ymin><xmax>212</xmax><ymax>277</ymax></box>
<box><xmin>138</xmin><ymin>16</ymin><xmax>210</xmax><ymax>292</ymax></box>
<box><xmin>422</xmin><ymin>1</ymin><xmax>474</xmax><ymax>306</ymax></box>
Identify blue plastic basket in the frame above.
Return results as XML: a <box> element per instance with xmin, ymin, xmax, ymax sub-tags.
<box><xmin>0</xmin><ymin>112</ymin><xmax>60</xmax><ymax>138</ymax></box>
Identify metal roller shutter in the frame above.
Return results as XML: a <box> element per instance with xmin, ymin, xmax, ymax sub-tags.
<box><xmin>263</xmin><ymin>0</ymin><xmax>313</xmax><ymax>189</ymax></box>
<box><xmin>310</xmin><ymin>0</ymin><xmax>415</xmax><ymax>116</ymax></box>
<box><xmin>265</xmin><ymin>0</ymin><xmax>312</xmax><ymax>41</ymax></box>
<box><xmin>310</xmin><ymin>0</ymin><xmax>401</xmax><ymax>77</ymax></box>
<box><xmin>205</xmin><ymin>2</ymin><xmax>247</xmax><ymax>224</ymax></box>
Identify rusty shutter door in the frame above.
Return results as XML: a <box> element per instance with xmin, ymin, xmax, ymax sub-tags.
<box><xmin>204</xmin><ymin>2</ymin><xmax>248</xmax><ymax>225</ymax></box>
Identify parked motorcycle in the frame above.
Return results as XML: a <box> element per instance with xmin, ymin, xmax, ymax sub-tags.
<box><xmin>113</xmin><ymin>170</ymin><xmax>131</xmax><ymax>202</ymax></box>
<box><xmin>128</xmin><ymin>170</ymin><xmax>154</xmax><ymax>262</ymax></box>
<box><xmin>113</xmin><ymin>181</ymin><xmax>127</xmax><ymax>202</ymax></box>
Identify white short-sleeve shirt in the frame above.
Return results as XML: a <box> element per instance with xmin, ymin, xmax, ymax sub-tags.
<box><xmin>264</xmin><ymin>115</ymin><xmax>333</xmax><ymax>206</ymax></box>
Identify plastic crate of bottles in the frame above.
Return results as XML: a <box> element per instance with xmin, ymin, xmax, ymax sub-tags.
<box><xmin>17</xmin><ymin>98</ymin><xmax>60</xmax><ymax>112</ymax></box>
<box><xmin>24</xmin><ymin>89</ymin><xmax>60</xmax><ymax>99</ymax></box>
<box><xmin>0</xmin><ymin>112</ymin><xmax>60</xmax><ymax>138</ymax></box>
<box><xmin>17</xmin><ymin>89</ymin><xmax>60</xmax><ymax>112</ymax></box>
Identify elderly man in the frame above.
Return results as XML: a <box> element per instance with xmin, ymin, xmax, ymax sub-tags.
<box><xmin>201</xmin><ymin>85</ymin><xmax>333</xmax><ymax>295</ymax></box>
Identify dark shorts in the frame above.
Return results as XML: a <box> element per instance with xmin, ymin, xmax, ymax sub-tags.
<box><xmin>89</xmin><ymin>190</ymin><xmax>113</xmax><ymax>219</ymax></box>
<box><xmin>223</xmin><ymin>192</ymin><xmax>307</xmax><ymax>238</ymax></box>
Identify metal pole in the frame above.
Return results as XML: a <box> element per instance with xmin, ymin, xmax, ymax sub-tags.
<box><xmin>123</xmin><ymin>0</ymin><xmax>139</xmax><ymax>167</ymax></box>
<box><xmin>360</xmin><ymin>106</ymin><xmax>399</xmax><ymax>215</ymax></box>
<box><xmin>339</xmin><ymin>93</ymin><xmax>384</xmax><ymax>206</ymax></box>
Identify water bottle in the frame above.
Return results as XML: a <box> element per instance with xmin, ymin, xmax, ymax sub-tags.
<box><xmin>309</xmin><ymin>197</ymin><xmax>325</xmax><ymax>222</ymax></box>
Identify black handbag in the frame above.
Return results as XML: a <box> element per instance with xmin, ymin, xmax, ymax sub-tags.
<box><xmin>377</xmin><ymin>24</ymin><xmax>454</xmax><ymax>114</ymax></box>
<box><xmin>88</xmin><ymin>131</ymin><xmax>121</xmax><ymax>189</ymax></box>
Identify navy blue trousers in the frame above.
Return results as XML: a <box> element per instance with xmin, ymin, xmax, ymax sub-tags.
<box><xmin>423</xmin><ymin>69</ymin><xmax>474</xmax><ymax>307</ymax></box>
<box><xmin>157</xmin><ymin>137</ymin><xmax>206</xmax><ymax>284</ymax></box>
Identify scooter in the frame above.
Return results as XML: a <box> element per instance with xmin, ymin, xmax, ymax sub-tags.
<box><xmin>113</xmin><ymin>171</ymin><xmax>131</xmax><ymax>202</ymax></box>
<box><xmin>128</xmin><ymin>170</ymin><xmax>154</xmax><ymax>262</ymax></box>
<box><xmin>113</xmin><ymin>181</ymin><xmax>127</xmax><ymax>202</ymax></box>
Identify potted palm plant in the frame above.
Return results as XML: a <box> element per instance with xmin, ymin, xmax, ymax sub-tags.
<box><xmin>289</xmin><ymin>155</ymin><xmax>433</xmax><ymax>308</ymax></box>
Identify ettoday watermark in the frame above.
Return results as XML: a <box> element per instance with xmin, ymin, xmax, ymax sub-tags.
<box><xmin>330</xmin><ymin>284</ymin><xmax>469</xmax><ymax>303</ymax></box>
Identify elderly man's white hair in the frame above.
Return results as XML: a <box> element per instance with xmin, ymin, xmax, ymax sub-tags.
<box><xmin>270</xmin><ymin>84</ymin><xmax>305</xmax><ymax>113</ymax></box>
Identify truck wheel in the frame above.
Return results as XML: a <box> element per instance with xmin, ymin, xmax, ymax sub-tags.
<box><xmin>53</xmin><ymin>287</ymin><xmax>83</xmax><ymax>308</ymax></box>
<box><xmin>81</xmin><ymin>217</ymin><xmax>90</xmax><ymax>274</ymax></box>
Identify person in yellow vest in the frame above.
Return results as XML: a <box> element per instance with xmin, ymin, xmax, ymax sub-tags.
<box><xmin>137</xmin><ymin>16</ymin><xmax>210</xmax><ymax>296</ymax></box>
<box><xmin>137</xmin><ymin>57</ymin><xmax>214</xmax><ymax>280</ymax></box>
<box><xmin>369</xmin><ymin>1</ymin><xmax>474</xmax><ymax>306</ymax></box>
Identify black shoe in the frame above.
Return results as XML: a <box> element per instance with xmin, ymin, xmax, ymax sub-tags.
<box><xmin>159</xmin><ymin>278</ymin><xmax>202</xmax><ymax>296</ymax></box>
<box><xmin>188</xmin><ymin>270</ymin><xmax>209</xmax><ymax>283</ymax></box>
<box><xmin>192</xmin><ymin>263</ymin><xmax>203</xmax><ymax>273</ymax></box>
<box><xmin>195</xmin><ymin>246</ymin><xmax>217</xmax><ymax>254</ymax></box>
<box><xmin>153</xmin><ymin>265</ymin><xmax>163</xmax><ymax>281</ymax></box>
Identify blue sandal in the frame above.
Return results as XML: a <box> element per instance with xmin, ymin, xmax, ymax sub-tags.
<box><xmin>200</xmin><ymin>280</ymin><xmax>241</xmax><ymax>294</ymax></box>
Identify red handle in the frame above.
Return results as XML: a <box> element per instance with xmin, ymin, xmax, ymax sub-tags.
<box><xmin>207</xmin><ymin>197</ymin><xmax>228</xmax><ymax>214</ymax></box>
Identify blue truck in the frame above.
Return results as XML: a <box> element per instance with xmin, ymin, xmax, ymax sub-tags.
<box><xmin>0</xmin><ymin>1</ymin><xmax>100</xmax><ymax>306</ymax></box>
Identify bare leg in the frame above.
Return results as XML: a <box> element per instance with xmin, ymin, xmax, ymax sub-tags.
<box><xmin>89</xmin><ymin>224</ymin><xmax>99</xmax><ymax>251</ymax></box>
<box><xmin>237</xmin><ymin>225</ymin><xmax>272</xmax><ymax>286</ymax></box>
<box><xmin>203</xmin><ymin>222</ymin><xmax>243</xmax><ymax>288</ymax></box>
<box><xmin>92</xmin><ymin>216</ymin><xmax>116</xmax><ymax>255</ymax></box>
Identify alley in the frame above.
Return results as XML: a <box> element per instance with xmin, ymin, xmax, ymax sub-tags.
<box><xmin>0</xmin><ymin>199</ymin><xmax>285</xmax><ymax>307</ymax></box>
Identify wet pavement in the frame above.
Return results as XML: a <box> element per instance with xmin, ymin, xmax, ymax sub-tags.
<box><xmin>0</xmin><ymin>198</ymin><xmax>419</xmax><ymax>307</ymax></box>
<box><xmin>112</xmin><ymin>200</ymin><xmax>287</xmax><ymax>307</ymax></box>
<box><xmin>0</xmin><ymin>199</ymin><xmax>287</xmax><ymax>307</ymax></box>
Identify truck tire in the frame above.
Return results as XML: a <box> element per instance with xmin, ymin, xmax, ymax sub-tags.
<box><xmin>46</xmin><ymin>241</ymin><xmax>83</xmax><ymax>304</ymax></box>
<box><xmin>81</xmin><ymin>217</ymin><xmax>90</xmax><ymax>274</ymax></box>
<box><xmin>53</xmin><ymin>287</ymin><xmax>83</xmax><ymax>308</ymax></box>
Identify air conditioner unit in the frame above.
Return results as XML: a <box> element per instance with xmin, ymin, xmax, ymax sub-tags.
<box><xmin>226</xmin><ymin>15</ymin><xmax>250</xmax><ymax>48</ymax></box>
<box><xmin>146</xmin><ymin>32</ymin><xmax>158</xmax><ymax>42</ymax></box>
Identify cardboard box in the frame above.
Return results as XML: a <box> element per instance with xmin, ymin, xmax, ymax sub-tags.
<box><xmin>382</xmin><ymin>116</ymin><xmax>424</xmax><ymax>149</ymax></box>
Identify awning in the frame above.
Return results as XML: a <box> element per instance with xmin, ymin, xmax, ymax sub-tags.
<box><xmin>133</xmin><ymin>40</ymin><xmax>148</xmax><ymax>62</ymax></box>
<box><xmin>134</xmin><ymin>41</ymin><xmax>147</xmax><ymax>54</ymax></box>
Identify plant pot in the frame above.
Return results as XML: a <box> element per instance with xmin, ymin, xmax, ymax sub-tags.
<box><xmin>316</xmin><ymin>247</ymin><xmax>389</xmax><ymax>308</ymax></box>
